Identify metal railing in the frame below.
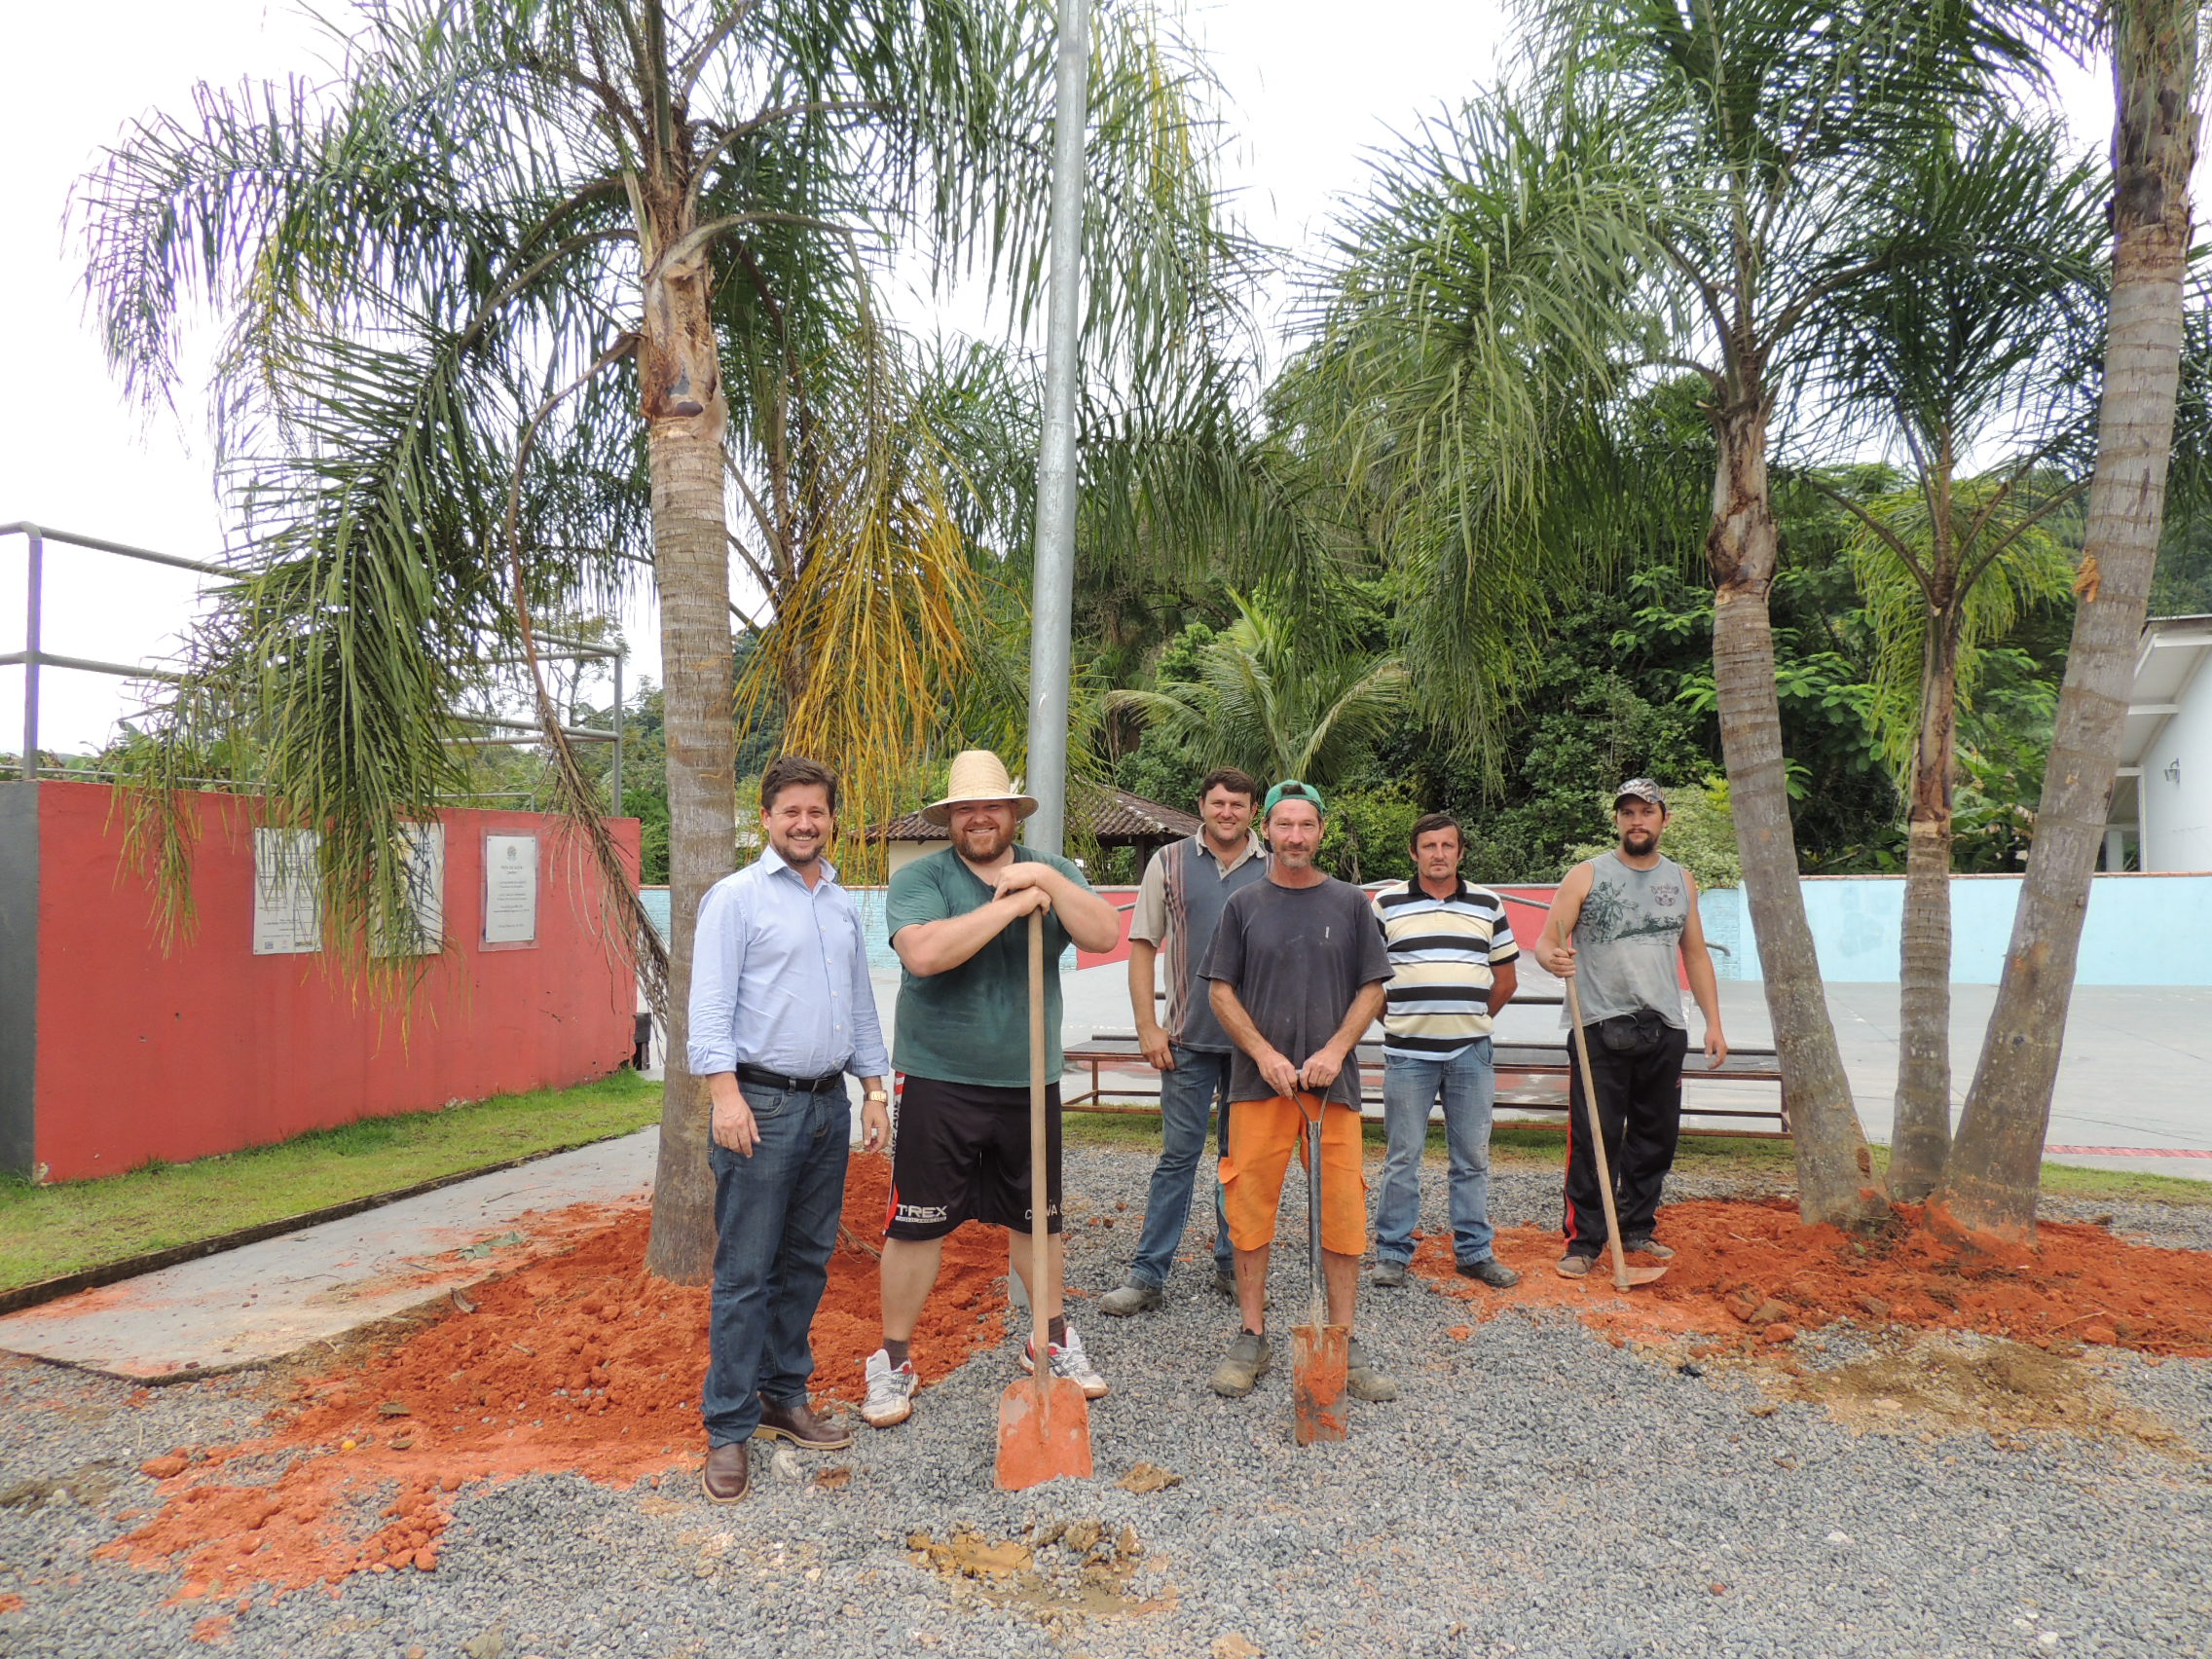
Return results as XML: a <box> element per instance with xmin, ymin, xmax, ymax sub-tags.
<box><xmin>1</xmin><ymin>522</ymin><xmax>624</xmax><ymax>802</ymax></box>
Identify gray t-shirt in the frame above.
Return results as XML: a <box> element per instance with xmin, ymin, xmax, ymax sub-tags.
<box><xmin>1199</xmin><ymin>876</ymin><xmax>1392</xmax><ymax>1108</ymax></box>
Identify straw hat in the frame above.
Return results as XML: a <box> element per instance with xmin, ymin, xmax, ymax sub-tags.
<box><xmin>921</xmin><ymin>750</ymin><xmax>1039</xmax><ymax>828</ymax></box>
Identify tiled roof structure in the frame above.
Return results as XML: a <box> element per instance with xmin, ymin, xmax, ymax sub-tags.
<box><xmin>873</xmin><ymin>784</ymin><xmax>1200</xmax><ymax>846</ymax></box>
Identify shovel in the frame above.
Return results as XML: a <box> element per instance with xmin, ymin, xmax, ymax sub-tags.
<box><xmin>1564</xmin><ymin>976</ymin><xmax>1667</xmax><ymax>1291</ymax></box>
<box><xmin>1289</xmin><ymin>1089</ymin><xmax>1348</xmax><ymax>1445</ymax></box>
<box><xmin>995</xmin><ymin>908</ymin><xmax>1093</xmax><ymax>1490</ymax></box>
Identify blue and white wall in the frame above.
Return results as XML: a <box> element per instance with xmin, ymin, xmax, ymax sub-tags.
<box><xmin>1700</xmin><ymin>872</ymin><xmax>2212</xmax><ymax>986</ymax></box>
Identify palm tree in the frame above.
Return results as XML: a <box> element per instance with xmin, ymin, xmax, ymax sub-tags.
<box><xmin>1801</xmin><ymin>116</ymin><xmax>2105</xmax><ymax>1199</ymax></box>
<box><xmin>77</xmin><ymin>0</ymin><xmax>1244</xmax><ymax>1280</ymax></box>
<box><xmin>1940</xmin><ymin>0</ymin><xmax>2204</xmax><ymax>1240</ymax></box>
<box><xmin>1302</xmin><ymin>0</ymin><xmax>2045</xmax><ymax>1226</ymax></box>
<box><xmin>1106</xmin><ymin>594</ymin><xmax>1412</xmax><ymax>790</ymax></box>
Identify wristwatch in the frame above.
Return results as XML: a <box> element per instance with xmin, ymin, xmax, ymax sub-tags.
<box><xmin>864</xmin><ymin>1089</ymin><xmax>890</xmax><ymax>1103</ymax></box>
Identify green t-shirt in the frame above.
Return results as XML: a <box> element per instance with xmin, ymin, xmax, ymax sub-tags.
<box><xmin>887</xmin><ymin>844</ymin><xmax>1089</xmax><ymax>1088</ymax></box>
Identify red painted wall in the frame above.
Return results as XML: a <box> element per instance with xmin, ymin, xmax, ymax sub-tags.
<box><xmin>30</xmin><ymin>783</ymin><xmax>639</xmax><ymax>1181</ymax></box>
<box><xmin>1076</xmin><ymin>886</ymin><xmax>1141</xmax><ymax>970</ymax></box>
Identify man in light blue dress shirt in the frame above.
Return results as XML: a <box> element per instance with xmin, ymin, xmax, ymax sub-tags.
<box><xmin>687</xmin><ymin>756</ymin><xmax>891</xmax><ymax>1503</ymax></box>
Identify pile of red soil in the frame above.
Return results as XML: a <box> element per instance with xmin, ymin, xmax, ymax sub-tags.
<box><xmin>103</xmin><ymin>1156</ymin><xmax>1005</xmax><ymax>1601</ymax></box>
<box><xmin>1413</xmin><ymin>1198</ymin><xmax>2212</xmax><ymax>1356</ymax></box>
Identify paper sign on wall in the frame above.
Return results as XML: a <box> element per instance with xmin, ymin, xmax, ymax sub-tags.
<box><xmin>483</xmin><ymin>832</ymin><xmax>539</xmax><ymax>945</ymax></box>
<box><xmin>252</xmin><ymin>828</ymin><xmax>322</xmax><ymax>955</ymax></box>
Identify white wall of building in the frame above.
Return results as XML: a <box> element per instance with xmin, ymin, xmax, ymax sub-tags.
<box><xmin>2142</xmin><ymin>654</ymin><xmax>2212</xmax><ymax>870</ymax></box>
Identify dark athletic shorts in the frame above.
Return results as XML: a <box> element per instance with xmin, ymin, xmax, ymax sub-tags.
<box><xmin>885</xmin><ymin>1075</ymin><xmax>1063</xmax><ymax>1241</ymax></box>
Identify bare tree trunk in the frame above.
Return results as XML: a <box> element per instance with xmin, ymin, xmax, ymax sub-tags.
<box><xmin>1889</xmin><ymin>616</ymin><xmax>1962</xmax><ymax>1200</ymax></box>
<box><xmin>1937</xmin><ymin>0</ymin><xmax>2199</xmax><ymax>1243</ymax></box>
<box><xmin>641</xmin><ymin>243</ymin><xmax>737</xmax><ymax>1284</ymax></box>
<box><xmin>1707</xmin><ymin>396</ymin><xmax>1889</xmax><ymax>1227</ymax></box>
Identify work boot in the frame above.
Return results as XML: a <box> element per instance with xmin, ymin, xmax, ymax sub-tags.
<box><xmin>1554</xmin><ymin>1252</ymin><xmax>1598</xmax><ymax>1280</ymax></box>
<box><xmin>701</xmin><ymin>1441</ymin><xmax>751</xmax><ymax>1503</ymax></box>
<box><xmin>1021</xmin><ymin>1323</ymin><xmax>1110</xmax><ymax>1400</ymax></box>
<box><xmin>1345</xmin><ymin>1338</ymin><xmax>1399</xmax><ymax>1403</ymax></box>
<box><xmin>1098</xmin><ymin>1280</ymin><xmax>1164</xmax><ymax>1317</ymax></box>
<box><xmin>754</xmin><ymin>1394</ymin><xmax>852</xmax><ymax>1451</ymax></box>
<box><xmin>1209</xmin><ymin>1329</ymin><xmax>1272</xmax><ymax>1397</ymax></box>
<box><xmin>1371</xmin><ymin>1260</ymin><xmax>1409</xmax><ymax>1289</ymax></box>
<box><xmin>1456</xmin><ymin>1257</ymin><xmax>1520</xmax><ymax>1289</ymax></box>
<box><xmin>861</xmin><ymin>1349</ymin><xmax>919</xmax><ymax>1428</ymax></box>
<box><xmin>1622</xmin><ymin>1235</ymin><xmax>1676</xmax><ymax>1260</ymax></box>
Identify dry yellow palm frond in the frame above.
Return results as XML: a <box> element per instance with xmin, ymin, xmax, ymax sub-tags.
<box><xmin>735</xmin><ymin>418</ymin><xmax>986</xmax><ymax>882</ymax></box>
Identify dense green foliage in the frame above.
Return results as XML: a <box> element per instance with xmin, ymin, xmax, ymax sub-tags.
<box><xmin>1096</xmin><ymin>383</ymin><xmax>2076</xmax><ymax>889</ymax></box>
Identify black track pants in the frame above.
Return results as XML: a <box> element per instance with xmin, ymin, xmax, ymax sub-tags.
<box><xmin>1562</xmin><ymin>1022</ymin><xmax>1690</xmax><ymax>1255</ymax></box>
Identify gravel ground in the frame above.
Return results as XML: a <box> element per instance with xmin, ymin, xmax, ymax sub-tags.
<box><xmin>3</xmin><ymin>1152</ymin><xmax>2210</xmax><ymax>1659</ymax></box>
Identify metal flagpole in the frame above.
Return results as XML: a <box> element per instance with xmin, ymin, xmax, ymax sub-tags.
<box><xmin>1022</xmin><ymin>0</ymin><xmax>1089</xmax><ymax>858</ymax></box>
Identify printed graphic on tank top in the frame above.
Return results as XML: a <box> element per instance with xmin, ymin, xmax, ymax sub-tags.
<box><xmin>1562</xmin><ymin>851</ymin><xmax>1689</xmax><ymax>1030</ymax></box>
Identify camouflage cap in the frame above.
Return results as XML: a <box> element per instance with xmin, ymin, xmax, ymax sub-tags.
<box><xmin>1613</xmin><ymin>778</ymin><xmax>1667</xmax><ymax>810</ymax></box>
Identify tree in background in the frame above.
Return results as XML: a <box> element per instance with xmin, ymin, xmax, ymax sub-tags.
<box><xmin>78</xmin><ymin>0</ymin><xmax>1244</xmax><ymax>1281</ymax></box>
<box><xmin>1105</xmin><ymin>592</ymin><xmax>1411</xmax><ymax>791</ymax></box>
<box><xmin>1942</xmin><ymin>0</ymin><xmax>2204</xmax><ymax>1240</ymax></box>
<box><xmin>1299</xmin><ymin>0</ymin><xmax>2050</xmax><ymax>1226</ymax></box>
<box><xmin>1803</xmin><ymin>115</ymin><xmax>2105</xmax><ymax>1199</ymax></box>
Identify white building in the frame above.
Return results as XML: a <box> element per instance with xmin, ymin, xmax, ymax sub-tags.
<box><xmin>2110</xmin><ymin>612</ymin><xmax>2212</xmax><ymax>870</ymax></box>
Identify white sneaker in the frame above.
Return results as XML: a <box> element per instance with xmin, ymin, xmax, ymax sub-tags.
<box><xmin>1020</xmin><ymin>1322</ymin><xmax>1109</xmax><ymax>1400</ymax></box>
<box><xmin>861</xmin><ymin>1348</ymin><xmax>918</xmax><ymax>1427</ymax></box>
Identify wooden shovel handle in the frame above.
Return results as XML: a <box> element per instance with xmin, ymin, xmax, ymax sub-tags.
<box><xmin>1028</xmin><ymin>910</ymin><xmax>1051</xmax><ymax>1406</ymax></box>
<box><xmin>1564</xmin><ymin>977</ymin><xmax>1635</xmax><ymax>1292</ymax></box>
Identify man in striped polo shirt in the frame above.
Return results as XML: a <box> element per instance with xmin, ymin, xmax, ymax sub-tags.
<box><xmin>1369</xmin><ymin>812</ymin><xmax>1522</xmax><ymax>1289</ymax></box>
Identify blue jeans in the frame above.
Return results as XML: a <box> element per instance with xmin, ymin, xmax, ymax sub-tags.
<box><xmin>1125</xmin><ymin>1046</ymin><xmax>1236</xmax><ymax>1290</ymax></box>
<box><xmin>1374</xmin><ymin>1042</ymin><xmax>1498</xmax><ymax>1267</ymax></box>
<box><xmin>701</xmin><ymin>1082</ymin><xmax>849</xmax><ymax>1445</ymax></box>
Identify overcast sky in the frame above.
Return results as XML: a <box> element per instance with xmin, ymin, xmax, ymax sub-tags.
<box><xmin>0</xmin><ymin>1</ymin><xmax>2132</xmax><ymax>753</ymax></box>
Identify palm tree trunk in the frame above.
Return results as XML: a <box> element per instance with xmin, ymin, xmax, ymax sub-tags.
<box><xmin>641</xmin><ymin>244</ymin><xmax>737</xmax><ymax>1284</ymax></box>
<box><xmin>1707</xmin><ymin>396</ymin><xmax>1889</xmax><ymax>1227</ymax></box>
<box><xmin>1889</xmin><ymin>616</ymin><xmax>1962</xmax><ymax>1200</ymax></box>
<box><xmin>1936</xmin><ymin>0</ymin><xmax>2199</xmax><ymax>1244</ymax></box>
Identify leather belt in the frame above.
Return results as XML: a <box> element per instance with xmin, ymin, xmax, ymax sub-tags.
<box><xmin>735</xmin><ymin>1063</ymin><xmax>846</xmax><ymax>1094</ymax></box>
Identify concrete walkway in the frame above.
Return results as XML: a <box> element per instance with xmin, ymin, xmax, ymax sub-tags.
<box><xmin>0</xmin><ymin>1130</ymin><xmax>657</xmax><ymax>1382</ymax></box>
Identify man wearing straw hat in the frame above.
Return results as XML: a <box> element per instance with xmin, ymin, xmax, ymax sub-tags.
<box><xmin>861</xmin><ymin>749</ymin><xmax>1123</xmax><ymax>1429</ymax></box>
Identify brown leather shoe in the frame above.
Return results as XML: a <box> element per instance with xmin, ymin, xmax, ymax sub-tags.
<box><xmin>754</xmin><ymin>1394</ymin><xmax>853</xmax><ymax>1451</ymax></box>
<box><xmin>701</xmin><ymin>1440</ymin><xmax>751</xmax><ymax>1503</ymax></box>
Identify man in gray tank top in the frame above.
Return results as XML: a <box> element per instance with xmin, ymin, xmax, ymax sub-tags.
<box><xmin>1532</xmin><ymin>780</ymin><xmax>1728</xmax><ymax>1276</ymax></box>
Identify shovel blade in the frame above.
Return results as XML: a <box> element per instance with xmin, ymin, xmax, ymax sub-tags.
<box><xmin>994</xmin><ymin>1375</ymin><xmax>1092</xmax><ymax>1491</ymax></box>
<box><xmin>1612</xmin><ymin>1262</ymin><xmax>1668</xmax><ymax>1289</ymax></box>
<box><xmin>1290</xmin><ymin>1322</ymin><xmax>1349</xmax><ymax>1445</ymax></box>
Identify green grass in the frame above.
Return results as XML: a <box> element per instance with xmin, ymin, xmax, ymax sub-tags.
<box><xmin>0</xmin><ymin>1070</ymin><xmax>661</xmax><ymax>1293</ymax></box>
<box><xmin>1063</xmin><ymin>1105</ymin><xmax>2212</xmax><ymax>1206</ymax></box>
<box><xmin>2010</xmin><ymin>1160</ymin><xmax>2212</xmax><ymax>1207</ymax></box>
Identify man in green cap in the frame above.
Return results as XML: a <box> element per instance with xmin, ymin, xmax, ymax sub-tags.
<box><xmin>1199</xmin><ymin>780</ymin><xmax>1397</xmax><ymax>1404</ymax></box>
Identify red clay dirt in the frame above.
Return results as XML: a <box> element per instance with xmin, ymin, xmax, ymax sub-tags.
<box><xmin>101</xmin><ymin>1155</ymin><xmax>1004</xmax><ymax>1600</ymax></box>
<box><xmin>1413</xmin><ymin>1198</ymin><xmax>2212</xmax><ymax>1356</ymax></box>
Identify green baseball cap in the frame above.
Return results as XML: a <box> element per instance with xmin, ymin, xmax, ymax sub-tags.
<box><xmin>1263</xmin><ymin>779</ymin><xmax>1325</xmax><ymax>820</ymax></box>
